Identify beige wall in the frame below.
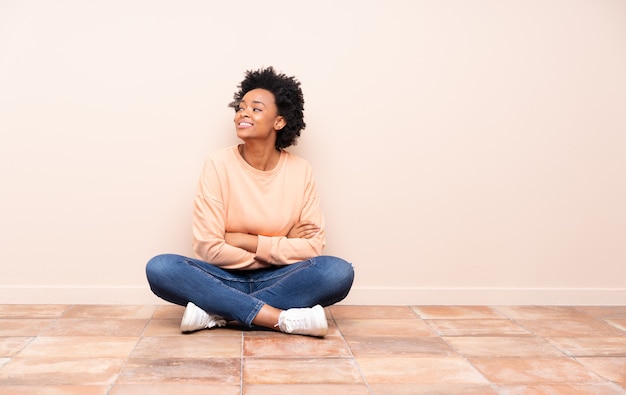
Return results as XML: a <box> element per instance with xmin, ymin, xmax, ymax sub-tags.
<box><xmin>1</xmin><ymin>0</ymin><xmax>625</xmax><ymax>305</ymax></box>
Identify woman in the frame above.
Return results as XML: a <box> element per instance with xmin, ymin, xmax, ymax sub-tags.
<box><xmin>146</xmin><ymin>67</ymin><xmax>354</xmax><ymax>337</ymax></box>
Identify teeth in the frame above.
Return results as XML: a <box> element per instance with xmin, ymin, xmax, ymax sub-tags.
<box><xmin>239</xmin><ymin>122</ymin><xmax>253</xmax><ymax>127</ymax></box>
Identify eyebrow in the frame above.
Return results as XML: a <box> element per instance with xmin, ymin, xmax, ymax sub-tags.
<box><xmin>239</xmin><ymin>99</ymin><xmax>266</xmax><ymax>107</ymax></box>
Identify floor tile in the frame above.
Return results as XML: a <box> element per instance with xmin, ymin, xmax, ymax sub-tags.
<box><xmin>576</xmin><ymin>357</ymin><xmax>626</xmax><ymax>386</ymax></box>
<box><xmin>141</xmin><ymin>319</ymin><xmax>181</xmax><ymax>336</ymax></box>
<box><xmin>346</xmin><ymin>336</ymin><xmax>456</xmax><ymax>357</ymax></box>
<box><xmin>469</xmin><ymin>357</ymin><xmax>604</xmax><ymax>384</ymax></box>
<box><xmin>110</xmin><ymin>383</ymin><xmax>241</xmax><ymax>395</ymax></box>
<box><xmin>0</xmin><ymin>337</ymin><xmax>33</xmax><ymax>358</ymax></box>
<box><xmin>497</xmin><ymin>383</ymin><xmax>626</xmax><ymax>394</ymax></box>
<box><xmin>548</xmin><ymin>337</ymin><xmax>626</xmax><ymax>357</ymax></box>
<box><xmin>243</xmin><ymin>384</ymin><xmax>371</xmax><ymax>395</ymax></box>
<box><xmin>445</xmin><ymin>336</ymin><xmax>565</xmax><ymax>358</ymax></box>
<box><xmin>41</xmin><ymin>318</ymin><xmax>148</xmax><ymax>337</ymax></box>
<box><xmin>335</xmin><ymin>319</ymin><xmax>435</xmax><ymax>337</ymax></box>
<box><xmin>1</xmin><ymin>303</ymin><xmax>624</xmax><ymax>393</ymax></box>
<box><xmin>328</xmin><ymin>305</ymin><xmax>417</xmax><ymax>320</ymax></box>
<box><xmin>0</xmin><ymin>319</ymin><xmax>57</xmax><ymax>336</ymax></box>
<box><xmin>575</xmin><ymin>306</ymin><xmax>626</xmax><ymax>319</ymax></box>
<box><xmin>0</xmin><ymin>305</ymin><xmax>69</xmax><ymax>319</ymax></box>
<box><xmin>0</xmin><ymin>385</ymin><xmax>110</xmax><ymax>394</ymax></box>
<box><xmin>495</xmin><ymin>306</ymin><xmax>592</xmax><ymax>320</ymax></box>
<box><xmin>606</xmin><ymin>318</ymin><xmax>626</xmax><ymax>332</ymax></box>
<box><xmin>370</xmin><ymin>383</ymin><xmax>499</xmax><ymax>394</ymax></box>
<box><xmin>0</xmin><ymin>357</ymin><xmax>124</xmax><ymax>385</ymax></box>
<box><xmin>244</xmin><ymin>358</ymin><xmax>363</xmax><ymax>384</ymax></box>
<box><xmin>17</xmin><ymin>336</ymin><xmax>138</xmax><ymax>358</ymax></box>
<box><xmin>244</xmin><ymin>333</ymin><xmax>350</xmax><ymax>358</ymax></box>
<box><xmin>517</xmin><ymin>317</ymin><xmax>625</xmax><ymax>337</ymax></box>
<box><xmin>413</xmin><ymin>306</ymin><xmax>504</xmax><ymax>319</ymax></box>
<box><xmin>131</xmin><ymin>335</ymin><xmax>241</xmax><ymax>358</ymax></box>
<box><xmin>151</xmin><ymin>304</ymin><xmax>185</xmax><ymax>319</ymax></box>
<box><xmin>117</xmin><ymin>357</ymin><xmax>240</xmax><ymax>384</ymax></box>
<box><xmin>356</xmin><ymin>356</ymin><xmax>488</xmax><ymax>384</ymax></box>
<box><xmin>62</xmin><ymin>305</ymin><xmax>156</xmax><ymax>319</ymax></box>
<box><xmin>426</xmin><ymin>319</ymin><xmax>529</xmax><ymax>336</ymax></box>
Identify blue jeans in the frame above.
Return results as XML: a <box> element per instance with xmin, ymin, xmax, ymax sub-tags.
<box><xmin>146</xmin><ymin>254</ymin><xmax>354</xmax><ymax>326</ymax></box>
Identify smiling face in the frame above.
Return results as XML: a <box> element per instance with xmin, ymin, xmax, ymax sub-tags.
<box><xmin>234</xmin><ymin>88</ymin><xmax>286</xmax><ymax>146</ymax></box>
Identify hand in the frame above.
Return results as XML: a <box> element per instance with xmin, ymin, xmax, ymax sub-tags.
<box><xmin>225</xmin><ymin>232</ymin><xmax>258</xmax><ymax>253</ymax></box>
<box><xmin>287</xmin><ymin>221</ymin><xmax>320</xmax><ymax>239</ymax></box>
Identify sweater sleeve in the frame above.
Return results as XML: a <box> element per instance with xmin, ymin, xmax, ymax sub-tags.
<box><xmin>254</xmin><ymin>169</ymin><xmax>326</xmax><ymax>265</ymax></box>
<box><xmin>192</xmin><ymin>158</ymin><xmax>269</xmax><ymax>270</ymax></box>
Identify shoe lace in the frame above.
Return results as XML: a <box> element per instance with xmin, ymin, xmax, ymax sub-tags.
<box><xmin>277</xmin><ymin>310</ymin><xmax>309</xmax><ymax>332</ymax></box>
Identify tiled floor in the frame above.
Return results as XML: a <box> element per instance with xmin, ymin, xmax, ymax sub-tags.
<box><xmin>0</xmin><ymin>305</ymin><xmax>625</xmax><ymax>394</ymax></box>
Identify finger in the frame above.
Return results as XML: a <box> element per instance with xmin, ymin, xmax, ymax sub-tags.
<box><xmin>303</xmin><ymin>228</ymin><xmax>320</xmax><ymax>238</ymax></box>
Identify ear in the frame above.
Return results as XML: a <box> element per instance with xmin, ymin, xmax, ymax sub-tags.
<box><xmin>274</xmin><ymin>116</ymin><xmax>286</xmax><ymax>131</ymax></box>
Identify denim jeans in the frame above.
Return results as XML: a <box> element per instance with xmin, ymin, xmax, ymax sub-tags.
<box><xmin>146</xmin><ymin>254</ymin><xmax>354</xmax><ymax>326</ymax></box>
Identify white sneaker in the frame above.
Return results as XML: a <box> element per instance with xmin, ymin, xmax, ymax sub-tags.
<box><xmin>277</xmin><ymin>305</ymin><xmax>328</xmax><ymax>337</ymax></box>
<box><xmin>180</xmin><ymin>302</ymin><xmax>227</xmax><ymax>333</ymax></box>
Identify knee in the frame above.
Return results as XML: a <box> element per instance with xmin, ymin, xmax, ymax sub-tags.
<box><xmin>314</xmin><ymin>256</ymin><xmax>354</xmax><ymax>305</ymax></box>
<box><xmin>145</xmin><ymin>254</ymin><xmax>177</xmax><ymax>284</ymax></box>
<box><xmin>335</xmin><ymin>257</ymin><xmax>355</xmax><ymax>283</ymax></box>
<box><xmin>320</xmin><ymin>256</ymin><xmax>354</xmax><ymax>288</ymax></box>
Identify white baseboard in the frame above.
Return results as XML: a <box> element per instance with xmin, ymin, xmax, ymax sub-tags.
<box><xmin>340</xmin><ymin>286</ymin><xmax>626</xmax><ymax>305</ymax></box>
<box><xmin>0</xmin><ymin>285</ymin><xmax>625</xmax><ymax>305</ymax></box>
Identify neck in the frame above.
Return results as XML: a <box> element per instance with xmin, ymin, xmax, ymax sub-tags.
<box><xmin>239</xmin><ymin>143</ymin><xmax>280</xmax><ymax>171</ymax></box>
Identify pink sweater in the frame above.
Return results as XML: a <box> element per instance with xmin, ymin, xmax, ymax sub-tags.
<box><xmin>192</xmin><ymin>145</ymin><xmax>325</xmax><ymax>270</ymax></box>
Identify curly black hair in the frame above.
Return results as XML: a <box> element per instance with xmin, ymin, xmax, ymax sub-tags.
<box><xmin>229</xmin><ymin>66</ymin><xmax>305</xmax><ymax>150</ymax></box>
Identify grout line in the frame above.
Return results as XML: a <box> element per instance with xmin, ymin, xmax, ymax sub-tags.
<box><xmin>106</xmin><ymin>315</ymin><xmax>147</xmax><ymax>394</ymax></box>
<box><xmin>331</xmin><ymin>314</ymin><xmax>375</xmax><ymax>394</ymax></box>
<box><xmin>431</xmin><ymin>317</ymin><xmax>496</xmax><ymax>391</ymax></box>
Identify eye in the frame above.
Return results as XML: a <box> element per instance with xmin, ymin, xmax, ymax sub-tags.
<box><xmin>253</xmin><ymin>108</ymin><xmax>262</xmax><ymax>112</ymax></box>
